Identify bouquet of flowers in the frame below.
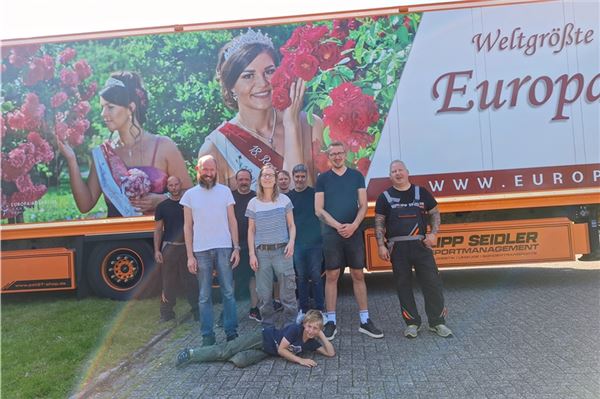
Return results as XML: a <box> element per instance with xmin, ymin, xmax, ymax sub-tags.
<box><xmin>121</xmin><ymin>169</ymin><xmax>151</xmax><ymax>199</ymax></box>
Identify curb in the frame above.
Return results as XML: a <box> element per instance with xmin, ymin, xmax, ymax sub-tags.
<box><xmin>69</xmin><ymin>315</ymin><xmax>189</xmax><ymax>399</ymax></box>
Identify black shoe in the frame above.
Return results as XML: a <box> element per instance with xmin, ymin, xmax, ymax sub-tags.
<box><xmin>358</xmin><ymin>319</ymin><xmax>384</xmax><ymax>339</ymax></box>
<box><xmin>248</xmin><ymin>307</ymin><xmax>262</xmax><ymax>322</ymax></box>
<box><xmin>176</xmin><ymin>348</ymin><xmax>191</xmax><ymax>368</ymax></box>
<box><xmin>226</xmin><ymin>333</ymin><xmax>239</xmax><ymax>342</ymax></box>
<box><xmin>273</xmin><ymin>300</ymin><xmax>283</xmax><ymax>312</ymax></box>
<box><xmin>323</xmin><ymin>321</ymin><xmax>337</xmax><ymax>341</ymax></box>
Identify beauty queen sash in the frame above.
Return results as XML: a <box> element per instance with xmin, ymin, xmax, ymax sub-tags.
<box><xmin>92</xmin><ymin>141</ymin><xmax>140</xmax><ymax>217</ymax></box>
<box><xmin>205</xmin><ymin>122</ymin><xmax>284</xmax><ymax>188</ymax></box>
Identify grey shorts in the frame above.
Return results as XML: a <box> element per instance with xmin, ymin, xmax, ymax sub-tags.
<box><xmin>322</xmin><ymin>230</ymin><xmax>365</xmax><ymax>270</ymax></box>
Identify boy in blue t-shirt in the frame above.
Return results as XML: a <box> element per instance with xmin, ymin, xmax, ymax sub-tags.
<box><xmin>176</xmin><ymin>310</ymin><xmax>335</xmax><ymax>368</ymax></box>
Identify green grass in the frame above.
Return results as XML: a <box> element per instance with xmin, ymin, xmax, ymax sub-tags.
<box><xmin>1</xmin><ymin>292</ymin><xmax>186</xmax><ymax>398</ymax></box>
<box><xmin>21</xmin><ymin>183</ymin><xmax>107</xmax><ymax>223</ymax></box>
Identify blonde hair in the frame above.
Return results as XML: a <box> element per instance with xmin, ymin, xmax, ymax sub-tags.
<box><xmin>302</xmin><ymin>309</ymin><xmax>325</xmax><ymax>328</ymax></box>
<box><xmin>256</xmin><ymin>165</ymin><xmax>279</xmax><ymax>202</ymax></box>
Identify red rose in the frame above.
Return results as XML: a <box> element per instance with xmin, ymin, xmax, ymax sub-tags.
<box><xmin>323</xmin><ymin>104</ymin><xmax>353</xmax><ymax>136</ymax></box>
<box><xmin>351</xmin><ymin>95</ymin><xmax>379</xmax><ymax>131</ymax></box>
<box><xmin>73</xmin><ymin>60</ymin><xmax>92</xmax><ymax>80</ymax></box>
<box><xmin>356</xmin><ymin>158</ymin><xmax>371</xmax><ymax>176</ymax></box>
<box><xmin>51</xmin><ymin>92</ymin><xmax>69</xmax><ymax>108</ymax></box>
<box><xmin>316</xmin><ymin>42</ymin><xmax>341</xmax><ymax>71</ymax></box>
<box><xmin>280</xmin><ymin>28</ymin><xmax>303</xmax><ymax>56</ymax></box>
<box><xmin>302</xmin><ymin>25</ymin><xmax>329</xmax><ymax>44</ymax></box>
<box><xmin>344</xmin><ymin>131</ymin><xmax>374</xmax><ymax>152</ymax></box>
<box><xmin>292</xmin><ymin>52</ymin><xmax>319</xmax><ymax>81</ymax></box>
<box><xmin>270</xmin><ymin>67</ymin><xmax>292</xmax><ymax>90</ymax></box>
<box><xmin>59</xmin><ymin>48</ymin><xmax>77</xmax><ymax>64</ymax></box>
<box><xmin>330</xmin><ymin>82</ymin><xmax>362</xmax><ymax>106</ymax></box>
<box><xmin>312</xmin><ymin>140</ymin><xmax>330</xmax><ymax>173</ymax></box>
<box><xmin>272</xmin><ymin>86</ymin><xmax>291</xmax><ymax>111</ymax></box>
<box><xmin>403</xmin><ymin>16</ymin><xmax>412</xmax><ymax>31</ymax></box>
<box><xmin>331</xmin><ymin>19</ymin><xmax>349</xmax><ymax>40</ymax></box>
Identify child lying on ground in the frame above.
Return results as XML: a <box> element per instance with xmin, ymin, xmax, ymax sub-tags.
<box><xmin>176</xmin><ymin>310</ymin><xmax>335</xmax><ymax>368</ymax></box>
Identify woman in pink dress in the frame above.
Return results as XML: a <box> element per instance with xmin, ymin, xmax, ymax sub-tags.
<box><xmin>58</xmin><ymin>71</ymin><xmax>192</xmax><ymax>217</ymax></box>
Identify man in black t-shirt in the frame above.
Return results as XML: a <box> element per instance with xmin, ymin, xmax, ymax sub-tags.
<box><xmin>154</xmin><ymin>176</ymin><xmax>199</xmax><ymax>322</ymax></box>
<box><xmin>375</xmin><ymin>161</ymin><xmax>452</xmax><ymax>339</ymax></box>
<box><xmin>287</xmin><ymin>164</ymin><xmax>324</xmax><ymax>316</ymax></box>
<box><xmin>315</xmin><ymin>142</ymin><xmax>383</xmax><ymax>341</ymax></box>
<box><xmin>231</xmin><ymin>169</ymin><xmax>260</xmax><ymax>321</ymax></box>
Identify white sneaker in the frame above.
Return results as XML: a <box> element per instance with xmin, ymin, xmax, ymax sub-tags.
<box><xmin>428</xmin><ymin>324</ymin><xmax>453</xmax><ymax>337</ymax></box>
<box><xmin>404</xmin><ymin>324</ymin><xmax>419</xmax><ymax>338</ymax></box>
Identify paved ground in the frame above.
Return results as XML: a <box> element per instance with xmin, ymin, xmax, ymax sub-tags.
<box><xmin>84</xmin><ymin>262</ymin><xmax>600</xmax><ymax>399</ymax></box>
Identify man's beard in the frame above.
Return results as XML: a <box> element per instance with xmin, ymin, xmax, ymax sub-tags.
<box><xmin>199</xmin><ymin>175</ymin><xmax>216</xmax><ymax>189</ymax></box>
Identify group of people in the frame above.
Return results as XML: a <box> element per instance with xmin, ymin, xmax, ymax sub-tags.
<box><xmin>57</xmin><ymin>29</ymin><xmax>452</xmax><ymax>369</ymax></box>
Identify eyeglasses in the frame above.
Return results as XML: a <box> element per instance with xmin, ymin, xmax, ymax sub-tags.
<box><xmin>328</xmin><ymin>151</ymin><xmax>346</xmax><ymax>158</ymax></box>
<box><xmin>261</xmin><ymin>173</ymin><xmax>275</xmax><ymax>179</ymax></box>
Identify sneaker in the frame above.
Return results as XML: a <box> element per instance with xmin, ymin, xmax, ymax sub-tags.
<box><xmin>202</xmin><ymin>335</ymin><xmax>216</xmax><ymax>346</ymax></box>
<box><xmin>404</xmin><ymin>325</ymin><xmax>419</xmax><ymax>339</ymax></box>
<box><xmin>273</xmin><ymin>300</ymin><xmax>283</xmax><ymax>312</ymax></box>
<box><xmin>175</xmin><ymin>348</ymin><xmax>191</xmax><ymax>368</ymax></box>
<box><xmin>323</xmin><ymin>321</ymin><xmax>337</xmax><ymax>341</ymax></box>
<box><xmin>295</xmin><ymin>310</ymin><xmax>305</xmax><ymax>324</ymax></box>
<box><xmin>428</xmin><ymin>324</ymin><xmax>453</xmax><ymax>337</ymax></box>
<box><xmin>358</xmin><ymin>319</ymin><xmax>384</xmax><ymax>339</ymax></box>
<box><xmin>248</xmin><ymin>307</ymin><xmax>262</xmax><ymax>322</ymax></box>
<box><xmin>226</xmin><ymin>333</ymin><xmax>239</xmax><ymax>342</ymax></box>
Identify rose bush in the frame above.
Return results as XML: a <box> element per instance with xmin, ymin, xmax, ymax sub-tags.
<box><xmin>271</xmin><ymin>14</ymin><xmax>420</xmax><ymax>175</ymax></box>
<box><xmin>1</xmin><ymin>46</ymin><xmax>96</xmax><ymax>220</ymax></box>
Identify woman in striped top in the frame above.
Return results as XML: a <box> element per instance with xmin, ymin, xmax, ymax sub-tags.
<box><xmin>246</xmin><ymin>165</ymin><xmax>297</xmax><ymax>328</ymax></box>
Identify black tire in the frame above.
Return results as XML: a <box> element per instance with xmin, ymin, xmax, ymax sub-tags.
<box><xmin>86</xmin><ymin>240</ymin><xmax>157</xmax><ymax>300</ymax></box>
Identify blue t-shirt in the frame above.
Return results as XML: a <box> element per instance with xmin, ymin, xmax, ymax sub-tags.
<box><xmin>287</xmin><ymin>187</ymin><xmax>322</xmax><ymax>246</ymax></box>
<box><xmin>262</xmin><ymin>323</ymin><xmax>322</xmax><ymax>356</ymax></box>
<box><xmin>315</xmin><ymin>168</ymin><xmax>365</xmax><ymax>234</ymax></box>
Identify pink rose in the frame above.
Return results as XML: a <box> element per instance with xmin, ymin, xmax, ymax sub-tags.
<box><xmin>51</xmin><ymin>92</ymin><xmax>69</xmax><ymax>108</ymax></box>
<box><xmin>60</xmin><ymin>68</ymin><xmax>79</xmax><ymax>87</ymax></box>
<box><xmin>73</xmin><ymin>60</ymin><xmax>92</xmax><ymax>80</ymax></box>
<box><xmin>59</xmin><ymin>48</ymin><xmax>77</xmax><ymax>64</ymax></box>
<box><xmin>121</xmin><ymin>168</ymin><xmax>151</xmax><ymax>199</ymax></box>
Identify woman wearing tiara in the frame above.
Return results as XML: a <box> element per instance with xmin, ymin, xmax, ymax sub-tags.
<box><xmin>199</xmin><ymin>29</ymin><xmax>324</xmax><ymax>188</ymax></box>
<box><xmin>58</xmin><ymin>71</ymin><xmax>192</xmax><ymax>217</ymax></box>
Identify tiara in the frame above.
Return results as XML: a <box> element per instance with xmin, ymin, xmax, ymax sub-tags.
<box><xmin>103</xmin><ymin>77</ymin><xmax>125</xmax><ymax>89</ymax></box>
<box><xmin>223</xmin><ymin>29</ymin><xmax>274</xmax><ymax>61</ymax></box>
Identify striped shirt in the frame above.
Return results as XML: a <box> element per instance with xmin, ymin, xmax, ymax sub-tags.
<box><xmin>246</xmin><ymin>194</ymin><xmax>293</xmax><ymax>246</ymax></box>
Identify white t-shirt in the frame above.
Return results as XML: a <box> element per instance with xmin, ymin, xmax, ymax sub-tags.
<box><xmin>180</xmin><ymin>183</ymin><xmax>235</xmax><ymax>252</ymax></box>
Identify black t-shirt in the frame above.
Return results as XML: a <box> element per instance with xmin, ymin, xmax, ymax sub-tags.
<box><xmin>154</xmin><ymin>198</ymin><xmax>185</xmax><ymax>242</ymax></box>
<box><xmin>232</xmin><ymin>190</ymin><xmax>256</xmax><ymax>246</ymax></box>
<box><xmin>287</xmin><ymin>187</ymin><xmax>322</xmax><ymax>246</ymax></box>
<box><xmin>315</xmin><ymin>168</ymin><xmax>365</xmax><ymax>234</ymax></box>
<box><xmin>375</xmin><ymin>185</ymin><xmax>437</xmax><ymax>237</ymax></box>
<box><xmin>262</xmin><ymin>323</ymin><xmax>322</xmax><ymax>356</ymax></box>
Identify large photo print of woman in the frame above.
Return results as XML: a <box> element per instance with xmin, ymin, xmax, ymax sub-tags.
<box><xmin>1</xmin><ymin>14</ymin><xmax>420</xmax><ymax>223</ymax></box>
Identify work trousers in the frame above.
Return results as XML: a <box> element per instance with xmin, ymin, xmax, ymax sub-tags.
<box><xmin>390</xmin><ymin>240</ymin><xmax>446</xmax><ymax>327</ymax></box>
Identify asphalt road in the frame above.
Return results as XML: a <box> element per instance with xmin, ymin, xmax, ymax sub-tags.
<box><xmin>83</xmin><ymin>261</ymin><xmax>600</xmax><ymax>399</ymax></box>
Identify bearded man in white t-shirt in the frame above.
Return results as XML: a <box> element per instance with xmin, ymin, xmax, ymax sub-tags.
<box><xmin>181</xmin><ymin>155</ymin><xmax>240</xmax><ymax>347</ymax></box>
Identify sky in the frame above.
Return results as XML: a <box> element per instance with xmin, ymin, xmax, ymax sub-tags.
<box><xmin>0</xmin><ymin>0</ymin><xmax>461</xmax><ymax>41</ymax></box>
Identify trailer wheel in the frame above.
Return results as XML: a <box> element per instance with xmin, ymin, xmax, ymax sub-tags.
<box><xmin>87</xmin><ymin>240</ymin><xmax>156</xmax><ymax>300</ymax></box>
